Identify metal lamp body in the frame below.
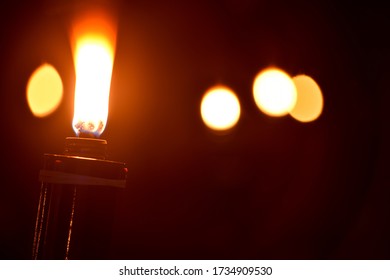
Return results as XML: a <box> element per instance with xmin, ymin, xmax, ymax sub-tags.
<box><xmin>32</xmin><ymin>137</ymin><xmax>127</xmax><ymax>260</ymax></box>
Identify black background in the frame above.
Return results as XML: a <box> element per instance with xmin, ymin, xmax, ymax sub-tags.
<box><xmin>0</xmin><ymin>0</ymin><xmax>389</xmax><ymax>259</ymax></box>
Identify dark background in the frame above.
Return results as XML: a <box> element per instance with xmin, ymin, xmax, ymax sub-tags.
<box><xmin>0</xmin><ymin>0</ymin><xmax>389</xmax><ymax>259</ymax></box>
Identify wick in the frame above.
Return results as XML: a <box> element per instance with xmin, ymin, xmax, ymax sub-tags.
<box><xmin>78</xmin><ymin>132</ymin><xmax>98</xmax><ymax>139</ymax></box>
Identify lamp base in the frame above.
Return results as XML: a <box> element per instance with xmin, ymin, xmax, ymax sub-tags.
<box><xmin>32</xmin><ymin>137</ymin><xmax>127</xmax><ymax>260</ymax></box>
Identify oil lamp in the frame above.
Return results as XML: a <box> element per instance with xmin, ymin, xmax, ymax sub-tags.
<box><xmin>32</xmin><ymin>9</ymin><xmax>127</xmax><ymax>260</ymax></box>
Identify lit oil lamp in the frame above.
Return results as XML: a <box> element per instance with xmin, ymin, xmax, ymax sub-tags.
<box><xmin>32</xmin><ymin>9</ymin><xmax>127</xmax><ymax>260</ymax></box>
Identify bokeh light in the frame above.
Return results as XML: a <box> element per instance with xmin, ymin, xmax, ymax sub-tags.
<box><xmin>201</xmin><ymin>86</ymin><xmax>241</xmax><ymax>131</ymax></box>
<box><xmin>290</xmin><ymin>74</ymin><xmax>324</xmax><ymax>122</ymax></box>
<box><xmin>253</xmin><ymin>68</ymin><xmax>297</xmax><ymax>117</ymax></box>
<box><xmin>26</xmin><ymin>64</ymin><xmax>63</xmax><ymax>117</ymax></box>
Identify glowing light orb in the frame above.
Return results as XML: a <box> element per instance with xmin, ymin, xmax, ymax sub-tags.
<box><xmin>26</xmin><ymin>64</ymin><xmax>63</xmax><ymax>117</ymax></box>
<box><xmin>253</xmin><ymin>68</ymin><xmax>297</xmax><ymax>117</ymax></box>
<box><xmin>290</xmin><ymin>74</ymin><xmax>324</xmax><ymax>123</ymax></box>
<box><xmin>201</xmin><ymin>86</ymin><xmax>241</xmax><ymax>131</ymax></box>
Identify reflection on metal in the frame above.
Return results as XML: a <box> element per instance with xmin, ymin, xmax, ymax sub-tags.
<box><xmin>65</xmin><ymin>187</ymin><xmax>77</xmax><ymax>260</ymax></box>
<box><xmin>32</xmin><ymin>183</ymin><xmax>47</xmax><ymax>259</ymax></box>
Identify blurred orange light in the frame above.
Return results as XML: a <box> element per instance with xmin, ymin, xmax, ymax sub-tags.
<box><xmin>201</xmin><ymin>86</ymin><xmax>241</xmax><ymax>131</ymax></box>
<box><xmin>253</xmin><ymin>68</ymin><xmax>297</xmax><ymax>117</ymax></box>
<box><xmin>71</xmin><ymin>9</ymin><xmax>117</xmax><ymax>137</ymax></box>
<box><xmin>26</xmin><ymin>64</ymin><xmax>63</xmax><ymax>118</ymax></box>
<box><xmin>290</xmin><ymin>75</ymin><xmax>324</xmax><ymax>122</ymax></box>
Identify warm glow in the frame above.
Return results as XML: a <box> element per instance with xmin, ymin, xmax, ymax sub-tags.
<box><xmin>71</xmin><ymin>9</ymin><xmax>116</xmax><ymax>137</ymax></box>
<box><xmin>201</xmin><ymin>86</ymin><xmax>241</xmax><ymax>131</ymax></box>
<box><xmin>253</xmin><ymin>68</ymin><xmax>297</xmax><ymax>117</ymax></box>
<box><xmin>290</xmin><ymin>75</ymin><xmax>324</xmax><ymax>122</ymax></box>
<box><xmin>26</xmin><ymin>64</ymin><xmax>63</xmax><ymax>117</ymax></box>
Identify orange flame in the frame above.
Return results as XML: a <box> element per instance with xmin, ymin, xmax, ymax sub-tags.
<box><xmin>71</xmin><ymin>9</ymin><xmax>117</xmax><ymax>137</ymax></box>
